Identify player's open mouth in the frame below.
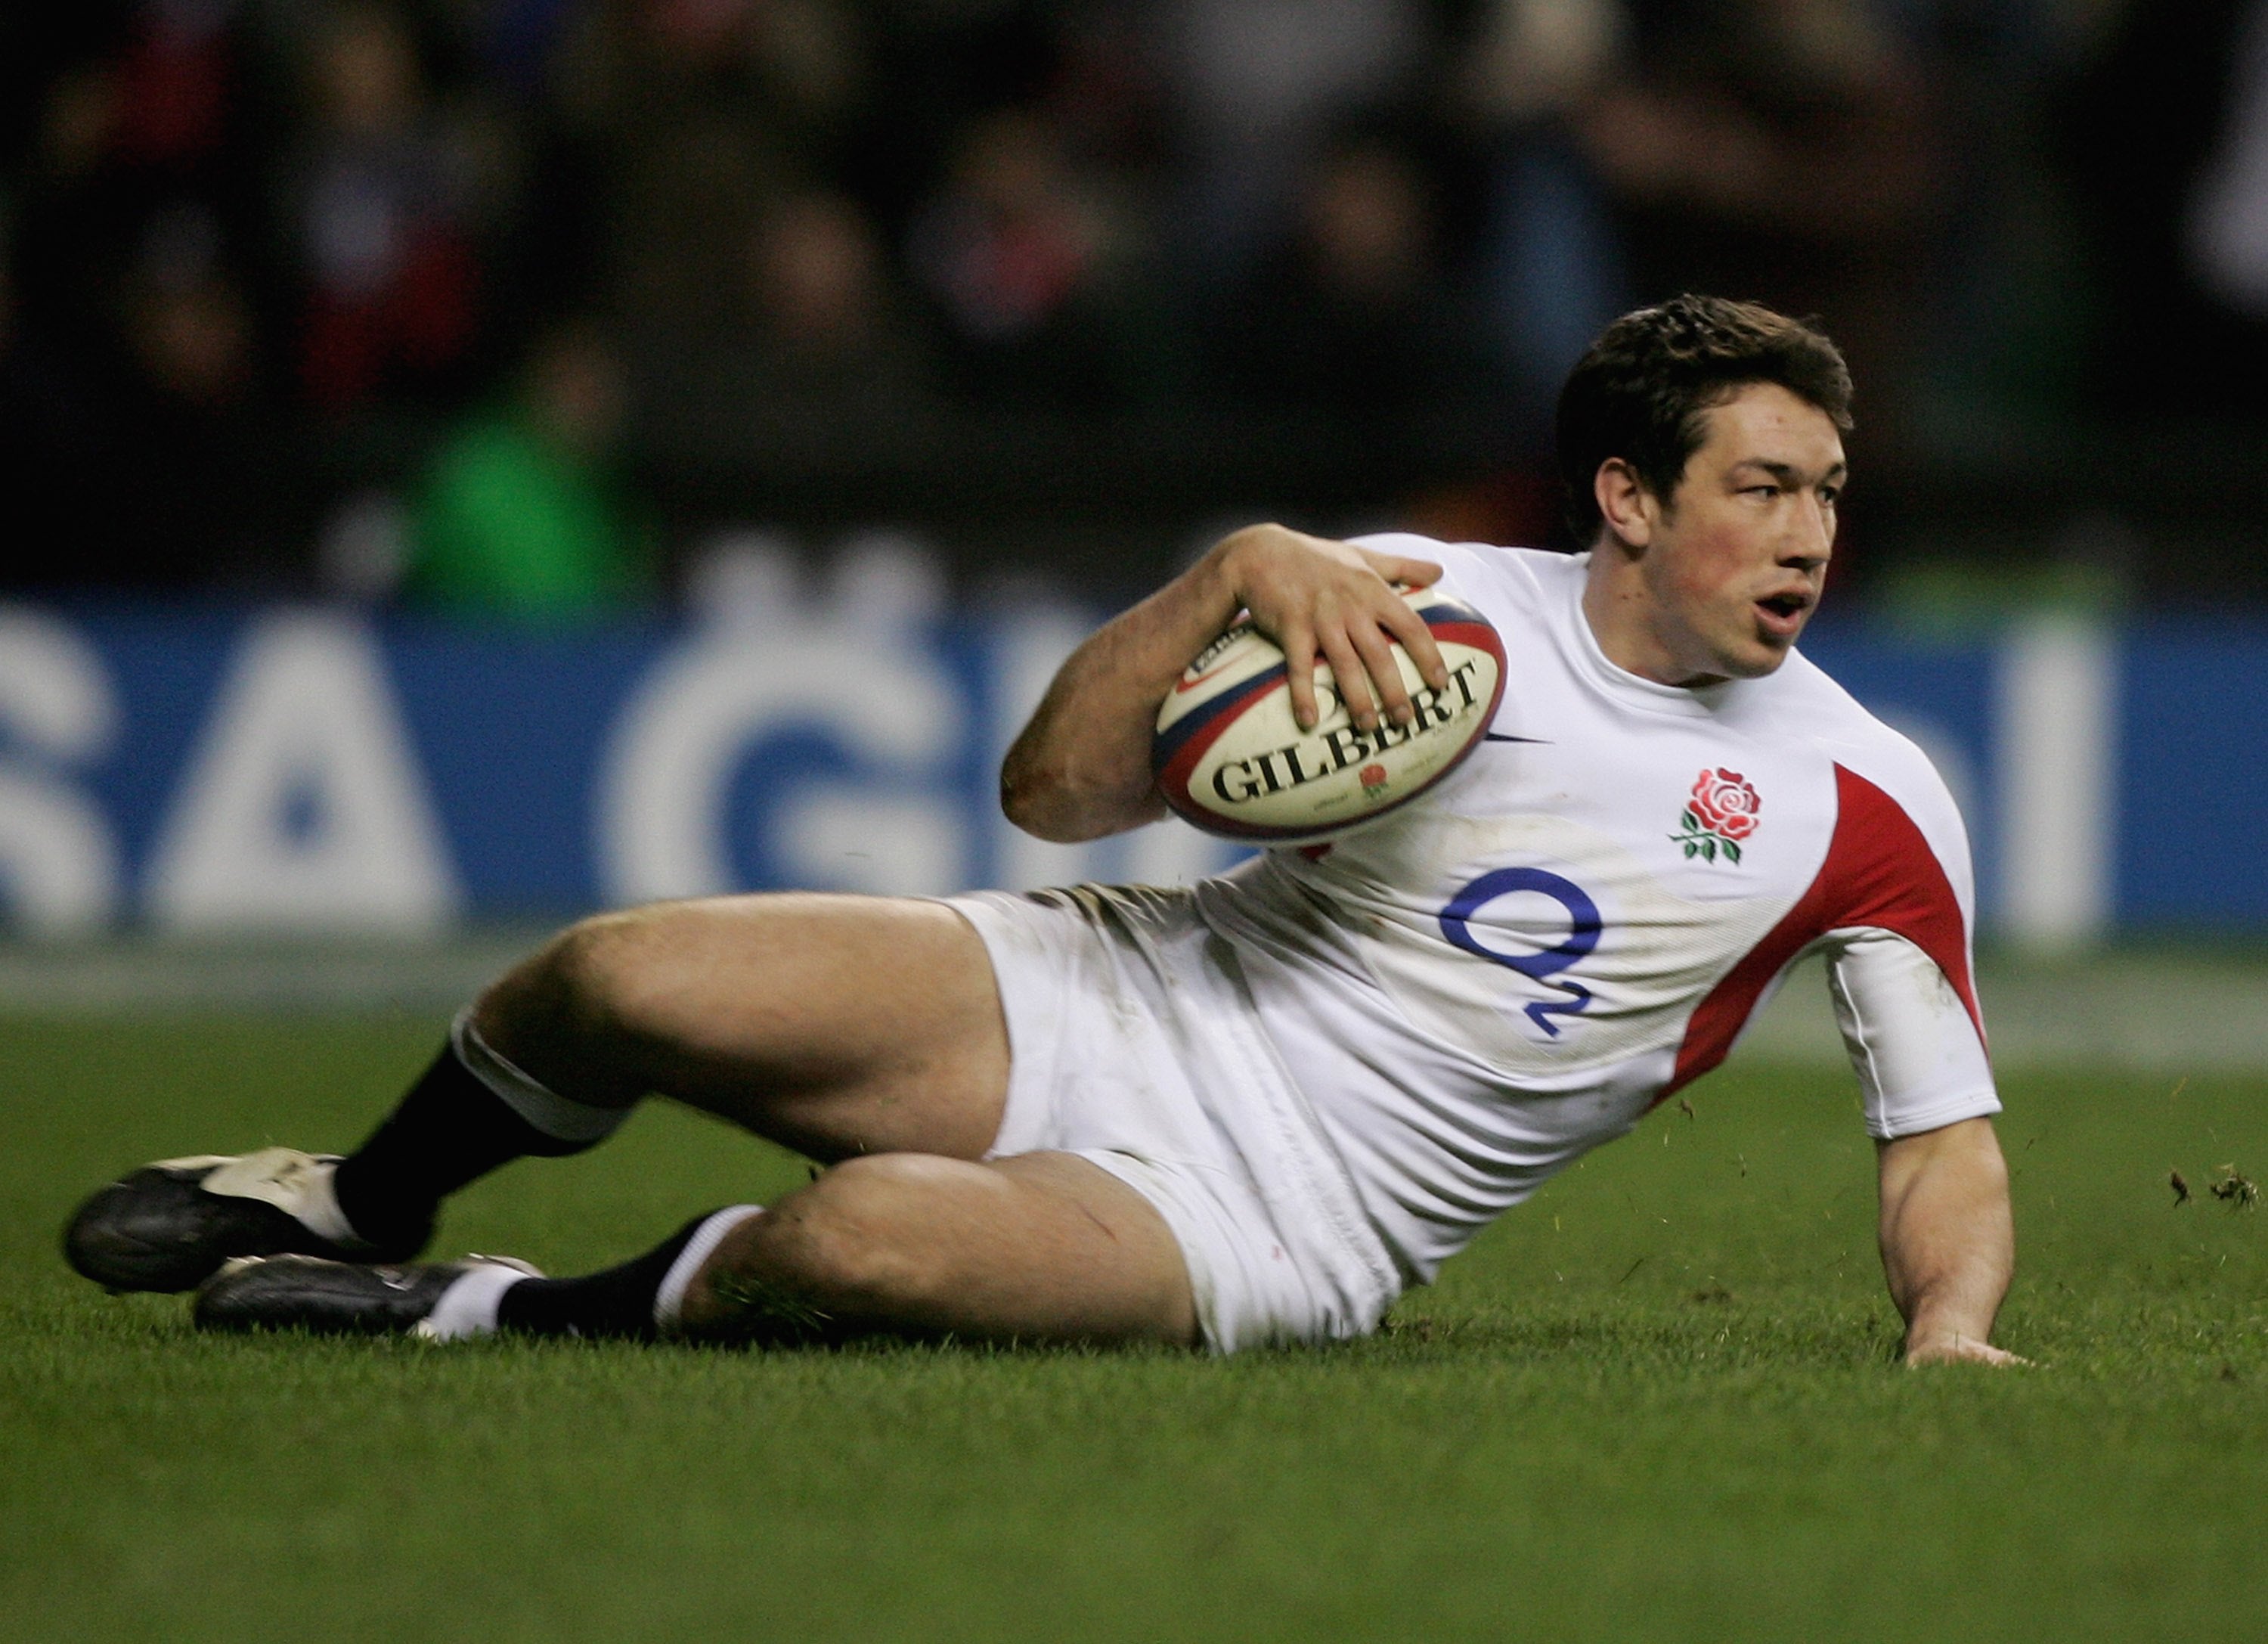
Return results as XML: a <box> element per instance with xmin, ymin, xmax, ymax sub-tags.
<box><xmin>1754</xmin><ymin>591</ymin><xmax>1811</xmax><ymax>637</ymax></box>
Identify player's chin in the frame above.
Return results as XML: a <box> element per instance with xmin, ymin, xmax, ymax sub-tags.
<box><xmin>1715</xmin><ymin>629</ymin><xmax>1799</xmax><ymax>679</ymax></box>
<box><xmin>1734</xmin><ymin>612</ymin><xmax>1809</xmax><ymax>674</ymax></box>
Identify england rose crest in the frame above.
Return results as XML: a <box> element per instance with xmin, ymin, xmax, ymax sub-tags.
<box><xmin>1674</xmin><ymin>768</ymin><xmax>1761</xmax><ymax>863</ymax></box>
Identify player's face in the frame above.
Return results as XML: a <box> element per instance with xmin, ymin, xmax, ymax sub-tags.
<box><xmin>1634</xmin><ymin>383</ymin><xmax>1845</xmax><ymax>684</ymax></box>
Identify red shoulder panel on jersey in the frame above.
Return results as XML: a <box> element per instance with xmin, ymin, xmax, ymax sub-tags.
<box><xmin>1663</xmin><ymin>764</ymin><xmax>1983</xmax><ymax>1098</ymax></box>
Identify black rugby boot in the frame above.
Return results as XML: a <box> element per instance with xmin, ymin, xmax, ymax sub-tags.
<box><xmin>64</xmin><ymin>1149</ymin><xmax>428</xmax><ymax>1293</ymax></box>
<box><xmin>193</xmin><ymin>1253</ymin><xmax>541</xmax><ymax>1337</ymax></box>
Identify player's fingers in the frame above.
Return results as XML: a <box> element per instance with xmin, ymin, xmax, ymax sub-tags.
<box><xmin>1966</xmin><ymin>1342</ymin><xmax>2032</xmax><ymax>1367</ymax></box>
<box><xmin>1316</xmin><ymin>625</ymin><xmax>1379</xmax><ymax>731</ymax></box>
<box><xmin>1347</xmin><ymin>617</ymin><xmax>1417</xmax><ymax>725</ymax></box>
<box><xmin>1278</xmin><ymin>620</ymin><xmax>1320</xmax><ymax>729</ymax></box>
<box><xmin>1377</xmin><ymin>591</ymin><xmax>1451</xmax><ymax>691</ymax></box>
<box><xmin>1359</xmin><ymin>550</ymin><xmax>1442</xmax><ymax>590</ymax></box>
<box><xmin>1906</xmin><ymin>1335</ymin><xmax>2031</xmax><ymax>1369</ymax></box>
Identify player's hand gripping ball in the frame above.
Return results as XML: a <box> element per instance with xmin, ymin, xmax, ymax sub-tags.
<box><xmin>1153</xmin><ymin>588</ymin><xmax>1506</xmax><ymax>845</ymax></box>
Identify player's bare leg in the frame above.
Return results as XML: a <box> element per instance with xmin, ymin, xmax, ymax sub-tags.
<box><xmin>468</xmin><ymin>893</ymin><xmax>1012</xmax><ymax>1162</ymax></box>
<box><xmin>444</xmin><ymin>896</ymin><xmax>1195</xmax><ymax>1346</ymax></box>
<box><xmin>76</xmin><ymin>890</ymin><xmax>1199</xmax><ymax>1348</ymax></box>
<box><xmin>674</xmin><ymin>1152</ymin><xmax>1197</xmax><ymax>1345</ymax></box>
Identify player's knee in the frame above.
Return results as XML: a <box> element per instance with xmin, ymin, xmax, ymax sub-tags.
<box><xmin>526</xmin><ymin>907</ymin><xmax>686</xmax><ymax>1047</ymax></box>
<box><xmin>760</xmin><ymin>1156</ymin><xmax>956</xmax><ymax>1308</ymax></box>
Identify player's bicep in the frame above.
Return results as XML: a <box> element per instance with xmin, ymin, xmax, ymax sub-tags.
<box><xmin>1822</xmin><ymin>927</ymin><xmax>1999</xmax><ymax>1140</ymax></box>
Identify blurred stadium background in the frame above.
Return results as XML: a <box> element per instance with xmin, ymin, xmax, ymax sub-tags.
<box><xmin>1</xmin><ymin>0</ymin><xmax>2266</xmax><ymax>1018</ymax></box>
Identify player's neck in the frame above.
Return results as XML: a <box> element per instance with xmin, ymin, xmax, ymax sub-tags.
<box><xmin>1579</xmin><ymin>554</ymin><xmax>1727</xmax><ymax>690</ymax></box>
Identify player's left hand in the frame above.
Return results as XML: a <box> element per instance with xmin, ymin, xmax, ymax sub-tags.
<box><xmin>1213</xmin><ymin>523</ymin><xmax>1452</xmax><ymax>734</ymax></box>
<box><xmin>1903</xmin><ymin>1332</ymin><xmax>2031</xmax><ymax>1368</ymax></box>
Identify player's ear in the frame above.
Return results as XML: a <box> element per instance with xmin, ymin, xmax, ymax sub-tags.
<box><xmin>1594</xmin><ymin>458</ymin><xmax>1655</xmax><ymax>551</ymax></box>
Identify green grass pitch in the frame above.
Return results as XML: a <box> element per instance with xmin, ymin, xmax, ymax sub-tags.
<box><xmin>2</xmin><ymin>1014</ymin><xmax>2263</xmax><ymax>1642</ymax></box>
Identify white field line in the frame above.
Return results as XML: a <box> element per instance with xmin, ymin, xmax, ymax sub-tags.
<box><xmin>1737</xmin><ymin>952</ymin><xmax>2268</xmax><ymax>1072</ymax></box>
<box><xmin>0</xmin><ymin>933</ymin><xmax>547</xmax><ymax>1017</ymax></box>
<box><xmin>0</xmin><ymin>938</ymin><xmax>2263</xmax><ymax>1071</ymax></box>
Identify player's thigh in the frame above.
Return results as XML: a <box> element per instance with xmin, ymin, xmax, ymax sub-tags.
<box><xmin>686</xmin><ymin>1151</ymin><xmax>1199</xmax><ymax>1348</ymax></box>
<box><xmin>483</xmin><ymin>893</ymin><xmax>1009</xmax><ymax>1160</ymax></box>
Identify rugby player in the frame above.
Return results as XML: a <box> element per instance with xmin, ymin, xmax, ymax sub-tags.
<box><xmin>64</xmin><ymin>295</ymin><xmax>2019</xmax><ymax>1366</ymax></box>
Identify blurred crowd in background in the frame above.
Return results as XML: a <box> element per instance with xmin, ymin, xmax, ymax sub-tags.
<box><xmin>6</xmin><ymin>0</ymin><xmax>2268</xmax><ymax>619</ymax></box>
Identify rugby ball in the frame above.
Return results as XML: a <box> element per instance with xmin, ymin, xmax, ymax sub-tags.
<box><xmin>1153</xmin><ymin>588</ymin><xmax>1505</xmax><ymax>845</ymax></box>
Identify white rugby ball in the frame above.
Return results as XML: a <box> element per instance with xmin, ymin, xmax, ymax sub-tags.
<box><xmin>1153</xmin><ymin>588</ymin><xmax>1506</xmax><ymax>845</ymax></box>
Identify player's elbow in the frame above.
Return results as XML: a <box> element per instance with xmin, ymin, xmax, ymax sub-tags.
<box><xmin>999</xmin><ymin>765</ymin><xmax>1108</xmax><ymax>843</ymax></box>
<box><xmin>999</xmin><ymin>748</ymin><xmax>1155</xmax><ymax>843</ymax></box>
<box><xmin>1882</xmin><ymin>1115</ymin><xmax>2006</xmax><ymax>1196</ymax></box>
<box><xmin>999</xmin><ymin>749</ymin><xmax>1070</xmax><ymax>840</ymax></box>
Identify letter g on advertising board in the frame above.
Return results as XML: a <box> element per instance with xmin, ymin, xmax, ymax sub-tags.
<box><xmin>597</xmin><ymin>625</ymin><xmax>968</xmax><ymax>902</ymax></box>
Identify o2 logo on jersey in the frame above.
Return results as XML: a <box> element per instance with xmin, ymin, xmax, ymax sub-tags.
<box><xmin>1438</xmin><ymin>867</ymin><xmax>1600</xmax><ymax>1039</ymax></box>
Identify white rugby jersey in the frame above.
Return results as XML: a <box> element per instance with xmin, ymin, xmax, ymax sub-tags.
<box><xmin>1193</xmin><ymin>537</ymin><xmax>1999</xmax><ymax>1285</ymax></box>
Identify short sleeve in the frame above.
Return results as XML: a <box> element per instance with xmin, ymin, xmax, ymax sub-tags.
<box><xmin>1821</xmin><ymin>926</ymin><xmax>2000</xmax><ymax>1138</ymax></box>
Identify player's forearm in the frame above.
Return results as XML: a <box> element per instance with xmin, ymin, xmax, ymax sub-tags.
<box><xmin>999</xmin><ymin>542</ymin><xmax>1244</xmax><ymax>843</ymax></box>
<box><xmin>1875</xmin><ymin>1117</ymin><xmax>2015</xmax><ymax>1363</ymax></box>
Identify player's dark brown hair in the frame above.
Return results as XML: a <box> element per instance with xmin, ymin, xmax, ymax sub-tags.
<box><xmin>1555</xmin><ymin>295</ymin><xmax>1853</xmax><ymax>545</ymax></box>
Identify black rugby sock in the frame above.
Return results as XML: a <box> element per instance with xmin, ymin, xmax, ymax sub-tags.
<box><xmin>495</xmin><ymin>1214</ymin><xmax>713</xmax><ymax>1340</ymax></box>
<box><xmin>332</xmin><ymin>1041</ymin><xmax>596</xmax><ymax>1252</ymax></box>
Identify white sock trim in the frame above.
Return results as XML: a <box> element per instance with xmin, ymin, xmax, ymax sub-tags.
<box><xmin>417</xmin><ymin>1261</ymin><xmax>535</xmax><ymax>1342</ymax></box>
<box><xmin>452</xmin><ymin>1007</ymin><xmax>632</xmax><ymax>1146</ymax></box>
<box><xmin>653</xmin><ymin>1205</ymin><xmax>765</xmax><ymax>1331</ymax></box>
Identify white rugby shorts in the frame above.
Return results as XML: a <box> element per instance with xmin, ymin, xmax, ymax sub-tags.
<box><xmin>944</xmin><ymin>885</ymin><xmax>1401</xmax><ymax>1354</ymax></box>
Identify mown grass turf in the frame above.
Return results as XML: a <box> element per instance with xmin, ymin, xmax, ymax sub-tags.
<box><xmin>2</xmin><ymin>1016</ymin><xmax>2262</xmax><ymax>1642</ymax></box>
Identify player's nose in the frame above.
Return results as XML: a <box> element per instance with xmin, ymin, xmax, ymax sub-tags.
<box><xmin>1781</xmin><ymin>492</ymin><xmax>1834</xmax><ymax>567</ymax></box>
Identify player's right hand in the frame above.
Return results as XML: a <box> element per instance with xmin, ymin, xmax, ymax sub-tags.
<box><xmin>1211</xmin><ymin>524</ymin><xmax>1452</xmax><ymax>734</ymax></box>
<box><xmin>1904</xmin><ymin>1332</ymin><xmax>2034</xmax><ymax>1369</ymax></box>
